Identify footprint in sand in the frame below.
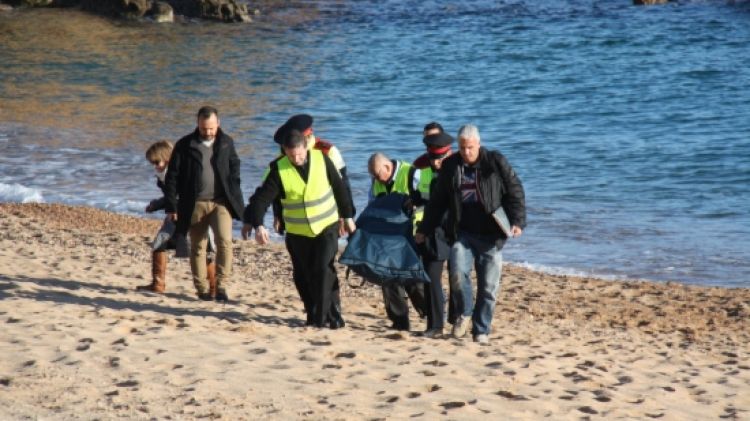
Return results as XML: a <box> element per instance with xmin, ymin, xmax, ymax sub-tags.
<box><xmin>592</xmin><ymin>389</ymin><xmax>611</xmax><ymax>402</ymax></box>
<box><xmin>496</xmin><ymin>390</ymin><xmax>529</xmax><ymax>401</ymax></box>
<box><xmin>77</xmin><ymin>338</ymin><xmax>95</xmax><ymax>351</ymax></box>
<box><xmin>578</xmin><ymin>406</ymin><xmax>598</xmax><ymax>414</ymax></box>
<box><xmin>440</xmin><ymin>401</ymin><xmax>466</xmax><ymax>410</ymax></box>
<box><xmin>427</xmin><ymin>384</ymin><xmax>441</xmax><ymax>392</ymax></box>
<box><xmin>334</xmin><ymin>352</ymin><xmax>356</xmax><ymax>359</ymax></box>
<box><xmin>115</xmin><ymin>379</ymin><xmax>140</xmax><ymax>389</ymax></box>
<box><xmin>111</xmin><ymin>338</ymin><xmax>129</xmax><ymax>347</ymax></box>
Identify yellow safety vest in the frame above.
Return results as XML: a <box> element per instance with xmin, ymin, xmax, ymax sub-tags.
<box><xmin>278</xmin><ymin>150</ymin><xmax>339</xmax><ymax>237</ymax></box>
<box><xmin>372</xmin><ymin>161</ymin><xmax>412</xmax><ymax>196</ymax></box>
<box><xmin>412</xmin><ymin>166</ymin><xmax>434</xmax><ymax>227</ymax></box>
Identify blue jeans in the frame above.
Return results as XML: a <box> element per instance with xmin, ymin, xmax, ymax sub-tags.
<box><xmin>449</xmin><ymin>231</ymin><xmax>503</xmax><ymax>335</ymax></box>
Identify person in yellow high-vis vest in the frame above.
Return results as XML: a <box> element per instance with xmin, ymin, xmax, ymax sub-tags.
<box><xmin>242</xmin><ymin>130</ymin><xmax>356</xmax><ymax>329</ymax></box>
<box><xmin>270</xmin><ymin>114</ymin><xmax>356</xmax><ymax>234</ymax></box>
<box><xmin>367</xmin><ymin>152</ymin><xmax>427</xmax><ymax>331</ymax></box>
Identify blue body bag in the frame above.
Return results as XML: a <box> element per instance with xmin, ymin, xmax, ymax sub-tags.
<box><xmin>339</xmin><ymin>194</ymin><xmax>430</xmax><ymax>286</ymax></box>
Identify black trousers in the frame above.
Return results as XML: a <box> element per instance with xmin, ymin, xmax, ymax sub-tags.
<box><xmin>285</xmin><ymin>224</ymin><xmax>343</xmax><ymax>328</ymax></box>
<box><xmin>423</xmin><ymin>258</ymin><xmax>447</xmax><ymax>330</ymax></box>
<box><xmin>382</xmin><ymin>281</ymin><xmax>426</xmax><ymax>331</ymax></box>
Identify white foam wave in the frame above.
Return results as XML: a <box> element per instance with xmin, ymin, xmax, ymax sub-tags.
<box><xmin>0</xmin><ymin>183</ymin><xmax>45</xmax><ymax>203</ymax></box>
<box><xmin>511</xmin><ymin>260</ymin><xmax>623</xmax><ymax>281</ymax></box>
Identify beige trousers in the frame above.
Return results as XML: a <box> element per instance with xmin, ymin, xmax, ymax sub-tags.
<box><xmin>189</xmin><ymin>200</ymin><xmax>233</xmax><ymax>294</ymax></box>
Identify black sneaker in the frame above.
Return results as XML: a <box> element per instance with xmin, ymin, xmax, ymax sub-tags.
<box><xmin>329</xmin><ymin>317</ymin><xmax>346</xmax><ymax>330</ymax></box>
<box><xmin>197</xmin><ymin>292</ymin><xmax>213</xmax><ymax>301</ymax></box>
<box><xmin>215</xmin><ymin>290</ymin><xmax>229</xmax><ymax>303</ymax></box>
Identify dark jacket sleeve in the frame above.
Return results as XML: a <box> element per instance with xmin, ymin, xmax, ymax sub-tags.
<box><xmin>325</xmin><ymin>155</ymin><xmax>354</xmax><ymax>219</ymax></box>
<box><xmin>243</xmin><ymin>163</ymin><xmax>282</xmax><ymax>228</ymax></box>
<box><xmin>339</xmin><ymin>166</ymin><xmax>356</xmax><ymax>216</ymax></box>
<box><xmin>163</xmin><ymin>140</ymin><xmax>184</xmax><ymax>214</ymax></box>
<box><xmin>496</xmin><ymin>153</ymin><xmax>526</xmax><ymax>229</ymax></box>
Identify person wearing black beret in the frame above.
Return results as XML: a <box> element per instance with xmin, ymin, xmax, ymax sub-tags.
<box><xmin>272</xmin><ymin>114</ymin><xmax>356</xmax><ymax>230</ymax></box>
<box><xmin>411</xmin><ymin>123</ymin><xmax>456</xmax><ymax>338</ymax></box>
<box><xmin>262</xmin><ymin>114</ymin><xmax>356</xmax><ymax>328</ymax></box>
<box><xmin>243</xmin><ymin>130</ymin><xmax>356</xmax><ymax>329</ymax></box>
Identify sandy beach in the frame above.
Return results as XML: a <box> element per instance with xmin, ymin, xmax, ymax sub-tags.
<box><xmin>0</xmin><ymin>203</ymin><xmax>748</xmax><ymax>420</ymax></box>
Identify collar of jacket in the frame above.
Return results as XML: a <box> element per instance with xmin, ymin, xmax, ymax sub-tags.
<box><xmin>189</xmin><ymin>128</ymin><xmax>227</xmax><ymax>148</ymax></box>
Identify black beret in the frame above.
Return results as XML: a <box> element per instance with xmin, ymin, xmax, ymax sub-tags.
<box><xmin>423</xmin><ymin>132</ymin><xmax>454</xmax><ymax>148</ymax></box>
<box><xmin>273</xmin><ymin>124</ymin><xmax>289</xmax><ymax>144</ymax></box>
<box><xmin>286</xmin><ymin>114</ymin><xmax>313</xmax><ymax>132</ymax></box>
<box><xmin>273</xmin><ymin>114</ymin><xmax>314</xmax><ymax>144</ymax></box>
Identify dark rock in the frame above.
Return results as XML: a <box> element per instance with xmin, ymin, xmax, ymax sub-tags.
<box><xmin>80</xmin><ymin>0</ymin><xmax>152</xmax><ymax>19</ymax></box>
<box><xmin>169</xmin><ymin>0</ymin><xmax>251</xmax><ymax>22</ymax></box>
<box><xmin>2</xmin><ymin>0</ymin><xmax>252</xmax><ymax>23</ymax></box>
<box><xmin>4</xmin><ymin>0</ymin><xmax>54</xmax><ymax>7</ymax></box>
<box><xmin>147</xmin><ymin>1</ymin><xmax>173</xmax><ymax>22</ymax></box>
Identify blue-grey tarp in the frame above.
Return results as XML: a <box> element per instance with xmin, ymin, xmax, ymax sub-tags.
<box><xmin>339</xmin><ymin>193</ymin><xmax>430</xmax><ymax>285</ymax></box>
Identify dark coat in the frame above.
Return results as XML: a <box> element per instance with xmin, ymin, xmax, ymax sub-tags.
<box><xmin>418</xmin><ymin>146</ymin><xmax>526</xmax><ymax>244</ymax></box>
<box><xmin>164</xmin><ymin>128</ymin><xmax>244</xmax><ymax>235</ymax></box>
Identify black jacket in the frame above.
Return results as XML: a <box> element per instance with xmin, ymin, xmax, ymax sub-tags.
<box><xmin>418</xmin><ymin>147</ymin><xmax>526</xmax><ymax>244</ymax></box>
<box><xmin>164</xmin><ymin>128</ymin><xmax>244</xmax><ymax>235</ymax></box>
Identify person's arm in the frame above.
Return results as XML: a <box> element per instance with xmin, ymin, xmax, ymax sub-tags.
<box><xmin>242</xmin><ymin>163</ymin><xmax>283</xmax><ymax>243</ymax></box>
<box><xmin>497</xmin><ymin>153</ymin><xmax>526</xmax><ymax>234</ymax></box>
<box><xmin>228</xmin><ymin>137</ymin><xmax>242</xmax><ymax>196</ymax></box>
<box><xmin>324</xmin><ymin>154</ymin><xmax>353</xmax><ymax>219</ymax></box>
<box><xmin>163</xmin><ymin>143</ymin><xmax>181</xmax><ymax>220</ymax></box>
<box><xmin>339</xmin><ymin>167</ymin><xmax>356</xmax><ymax>217</ymax></box>
<box><xmin>146</xmin><ymin>197</ymin><xmax>168</xmax><ymax>213</ymax></box>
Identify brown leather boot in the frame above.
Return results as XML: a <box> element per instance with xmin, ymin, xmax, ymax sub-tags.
<box><xmin>206</xmin><ymin>259</ymin><xmax>217</xmax><ymax>298</ymax></box>
<box><xmin>137</xmin><ymin>250</ymin><xmax>167</xmax><ymax>293</ymax></box>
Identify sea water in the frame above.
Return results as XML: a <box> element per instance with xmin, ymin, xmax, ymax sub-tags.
<box><xmin>1</xmin><ymin>1</ymin><xmax>748</xmax><ymax>287</ymax></box>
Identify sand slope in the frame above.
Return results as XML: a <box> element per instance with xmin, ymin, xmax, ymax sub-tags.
<box><xmin>1</xmin><ymin>203</ymin><xmax>748</xmax><ymax>420</ymax></box>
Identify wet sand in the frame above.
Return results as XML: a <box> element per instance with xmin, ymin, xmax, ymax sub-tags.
<box><xmin>1</xmin><ymin>203</ymin><xmax>748</xmax><ymax>419</ymax></box>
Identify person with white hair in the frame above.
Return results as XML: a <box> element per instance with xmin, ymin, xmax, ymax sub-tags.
<box><xmin>416</xmin><ymin>124</ymin><xmax>526</xmax><ymax>344</ymax></box>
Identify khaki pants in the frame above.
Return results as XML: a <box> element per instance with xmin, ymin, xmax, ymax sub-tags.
<box><xmin>190</xmin><ymin>200</ymin><xmax>233</xmax><ymax>294</ymax></box>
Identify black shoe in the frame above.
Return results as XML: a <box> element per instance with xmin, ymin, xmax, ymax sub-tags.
<box><xmin>329</xmin><ymin>317</ymin><xmax>346</xmax><ymax>330</ymax></box>
<box><xmin>390</xmin><ymin>322</ymin><xmax>409</xmax><ymax>331</ymax></box>
<box><xmin>197</xmin><ymin>292</ymin><xmax>213</xmax><ymax>301</ymax></box>
<box><xmin>215</xmin><ymin>290</ymin><xmax>229</xmax><ymax>303</ymax></box>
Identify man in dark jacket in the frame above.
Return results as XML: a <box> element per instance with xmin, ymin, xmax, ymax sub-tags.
<box><xmin>416</xmin><ymin>124</ymin><xmax>526</xmax><ymax>344</ymax></box>
<box><xmin>164</xmin><ymin>106</ymin><xmax>244</xmax><ymax>302</ymax></box>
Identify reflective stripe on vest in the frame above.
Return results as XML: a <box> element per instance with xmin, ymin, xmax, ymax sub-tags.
<box><xmin>278</xmin><ymin>150</ymin><xmax>339</xmax><ymax>237</ymax></box>
<box><xmin>372</xmin><ymin>161</ymin><xmax>412</xmax><ymax>196</ymax></box>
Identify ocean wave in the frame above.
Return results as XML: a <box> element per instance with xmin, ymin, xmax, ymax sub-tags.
<box><xmin>0</xmin><ymin>183</ymin><xmax>45</xmax><ymax>204</ymax></box>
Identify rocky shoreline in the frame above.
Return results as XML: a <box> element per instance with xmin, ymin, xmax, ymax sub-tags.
<box><xmin>0</xmin><ymin>0</ymin><xmax>262</xmax><ymax>22</ymax></box>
